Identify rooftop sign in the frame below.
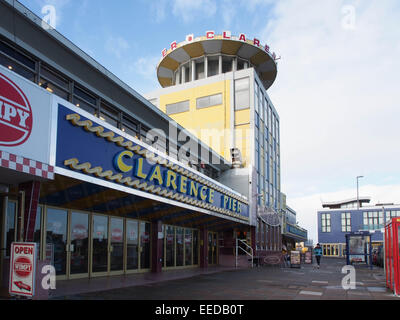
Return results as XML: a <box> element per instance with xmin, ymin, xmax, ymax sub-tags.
<box><xmin>161</xmin><ymin>31</ymin><xmax>279</xmax><ymax>61</ymax></box>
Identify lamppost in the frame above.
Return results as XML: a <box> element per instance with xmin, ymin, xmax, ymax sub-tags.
<box><xmin>357</xmin><ymin>175</ymin><xmax>364</xmax><ymax>210</ymax></box>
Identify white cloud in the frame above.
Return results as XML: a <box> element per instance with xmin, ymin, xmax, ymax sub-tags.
<box><xmin>172</xmin><ymin>0</ymin><xmax>217</xmax><ymax>23</ymax></box>
<box><xmin>105</xmin><ymin>36</ymin><xmax>130</xmax><ymax>59</ymax></box>
<box><xmin>254</xmin><ymin>1</ymin><xmax>400</xmax><ymax>199</ymax></box>
<box><xmin>150</xmin><ymin>0</ymin><xmax>168</xmax><ymax>23</ymax></box>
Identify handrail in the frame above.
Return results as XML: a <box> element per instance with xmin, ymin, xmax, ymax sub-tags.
<box><xmin>235</xmin><ymin>238</ymin><xmax>253</xmax><ymax>268</ymax></box>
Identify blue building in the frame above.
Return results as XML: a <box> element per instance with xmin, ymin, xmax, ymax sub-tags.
<box><xmin>317</xmin><ymin>197</ymin><xmax>400</xmax><ymax>257</ymax></box>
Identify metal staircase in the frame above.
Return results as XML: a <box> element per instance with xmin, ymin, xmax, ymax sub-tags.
<box><xmin>235</xmin><ymin>238</ymin><xmax>253</xmax><ymax>268</ymax></box>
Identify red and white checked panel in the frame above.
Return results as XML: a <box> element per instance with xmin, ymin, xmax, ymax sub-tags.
<box><xmin>0</xmin><ymin>150</ymin><xmax>54</xmax><ymax>179</ymax></box>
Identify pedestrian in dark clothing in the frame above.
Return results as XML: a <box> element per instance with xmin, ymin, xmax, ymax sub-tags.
<box><xmin>314</xmin><ymin>243</ymin><xmax>323</xmax><ymax>269</ymax></box>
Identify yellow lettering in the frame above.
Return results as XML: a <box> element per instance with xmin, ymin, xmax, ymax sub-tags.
<box><xmin>189</xmin><ymin>181</ymin><xmax>198</xmax><ymax>198</ymax></box>
<box><xmin>165</xmin><ymin>170</ymin><xmax>177</xmax><ymax>190</ymax></box>
<box><xmin>179</xmin><ymin>175</ymin><xmax>188</xmax><ymax>194</ymax></box>
<box><xmin>199</xmin><ymin>186</ymin><xmax>208</xmax><ymax>201</ymax></box>
<box><xmin>208</xmin><ymin>189</ymin><xmax>215</xmax><ymax>204</ymax></box>
<box><xmin>135</xmin><ymin>158</ymin><xmax>147</xmax><ymax>179</ymax></box>
<box><xmin>114</xmin><ymin>150</ymin><xmax>133</xmax><ymax>173</ymax></box>
<box><xmin>149</xmin><ymin>165</ymin><xmax>163</xmax><ymax>185</ymax></box>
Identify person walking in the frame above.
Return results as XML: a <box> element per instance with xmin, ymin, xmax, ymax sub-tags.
<box><xmin>314</xmin><ymin>243</ymin><xmax>323</xmax><ymax>269</ymax></box>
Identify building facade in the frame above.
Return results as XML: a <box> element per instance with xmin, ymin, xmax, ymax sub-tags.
<box><xmin>144</xmin><ymin>31</ymin><xmax>284</xmax><ymax>255</ymax></box>
<box><xmin>318</xmin><ymin>197</ymin><xmax>400</xmax><ymax>257</ymax></box>
<box><xmin>281</xmin><ymin>206</ymin><xmax>308</xmax><ymax>251</ymax></box>
<box><xmin>0</xmin><ymin>0</ymin><xmax>257</xmax><ymax>293</ymax></box>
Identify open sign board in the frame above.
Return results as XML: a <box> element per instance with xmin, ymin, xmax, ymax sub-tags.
<box><xmin>9</xmin><ymin>242</ymin><xmax>37</xmax><ymax>298</ymax></box>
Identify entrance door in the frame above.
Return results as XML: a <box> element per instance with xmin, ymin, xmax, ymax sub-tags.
<box><xmin>91</xmin><ymin>214</ymin><xmax>109</xmax><ymax>276</ymax></box>
<box><xmin>69</xmin><ymin>211</ymin><xmax>89</xmax><ymax>278</ymax></box>
<box><xmin>110</xmin><ymin>217</ymin><xmax>124</xmax><ymax>274</ymax></box>
<box><xmin>45</xmin><ymin>208</ymin><xmax>68</xmax><ymax>279</ymax></box>
<box><xmin>126</xmin><ymin>219</ymin><xmax>139</xmax><ymax>272</ymax></box>
<box><xmin>208</xmin><ymin>232</ymin><xmax>218</xmax><ymax>265</ymax></box>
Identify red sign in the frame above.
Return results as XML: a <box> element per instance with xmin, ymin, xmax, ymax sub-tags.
<box><xmin>14</xmin><ymin>256</ymin><xmax>33</xmax><ymax>278</ymax></box>
<box><xmin>112</xmin><ymin>228</ymin><xmax>123</xmax><ymax>242</ymax></box>
<box><xmin>0</xmin><ymin>72</ymin><xmax>33</xmax><ymax>146</ymax></box>
<box><xmin>72</xmin><ymin>224</ymin><xmax>88</xmax><ymax>240</ymax></box>
<box><xmin>9</xmin><ymin>242</ymin><xmax>37</xmax><ymax>297</ymax></box>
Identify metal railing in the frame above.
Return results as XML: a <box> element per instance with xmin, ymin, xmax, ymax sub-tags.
<box><xmin>235</xmin><ymin>238</ymin><xmax>253</xmax><ymax>268</ymax></box>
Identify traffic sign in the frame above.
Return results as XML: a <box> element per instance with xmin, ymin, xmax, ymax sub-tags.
<box><xmin>9</xmin><ymin>242</ymin><xmax>37</xmax><ymax>298</ymax></box>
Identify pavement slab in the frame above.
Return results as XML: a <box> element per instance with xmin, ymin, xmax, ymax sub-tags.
<box><xmin>47</xmin><ymin>257</ymin><xmax>396</xmax><ymax>300</ymax></box>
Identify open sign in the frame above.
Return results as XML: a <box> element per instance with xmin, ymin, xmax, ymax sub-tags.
<box><xmin>9</xmin><ymin>242</ymin><xmax>37</xmax><ymax>297</ymax></box>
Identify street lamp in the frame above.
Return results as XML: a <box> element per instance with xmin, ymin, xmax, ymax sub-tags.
<box><xmin>356</xmin><ymin>176</ymin><xmax>364</xmax><ymax>210</ymax></box>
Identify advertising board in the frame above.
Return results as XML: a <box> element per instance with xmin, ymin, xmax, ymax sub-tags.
<box><xmin>9</xmin><ymin>242</ymin><xmax>38</xmax><ymax>298</ymax></box>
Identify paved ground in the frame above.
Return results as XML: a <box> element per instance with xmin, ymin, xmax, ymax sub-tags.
<box><xmin>53</xmin><ymin>258</ymin><xmax>399</xmax><ymax>300</ymax></box>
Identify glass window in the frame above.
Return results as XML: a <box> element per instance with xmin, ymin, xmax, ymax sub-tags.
<box><xmin>195</xmin><ymin>60</ymin><xmax>205</xmax><ymax>80</ymax></box>
<box><xmin>176</xmin><ymin>227</ymin><xmax>184</xmax><ymax>267</ymax></box>
<box><xmin>92</xmin><ymin>215</ymin><xmax>108</xmax><ymax>273</ymax></box>
<box><xmin>33</xmin><ymin>206</ymin><xmax>42</xmax><ymax>258</ymax></box>
<box><xmin>207</xmin><ymin>56</ymin><xmax>219</xmax><ymax>77</ymax></box>
<box><xmin>73</xmin><ymin>97</ymin><xmax>97</xmax><ymax>115</ymax></box>
<box><xmin>166</xmin><ymin>100</ymin><xmax>190</xmax><ymax>115</ymax></box>
<box><xmin>70</xmin><ymin>211</ymin><xmax>89</xmax><ymax>275</ymax></box>
<box><xmin>140</xmin><ymin>222</ymin><xmax>151</xmax><ymax>269</ymax></box>
<box><xmin>222</xmin><ymin>56</ymin><xmax>233</xmax><ymax>73</ymax></box>
<box><xmin>46</xmin><ymin>208</ymin><xmax>68</xmax><ymax>276</ymax></box>
<box><xmin>321</xmin><ymin>214</ymin><xmax>331</xmax><ymax>232</ymax></box>
<box><xmin>74</xmin><ymin>86</ymin><xmax>97</xmax><ymax>106</ymax></box>
<box><xmin>165</xmin><ymin>225</ymin><xmax>175</xmax><ymax>267</ymax></box>
<box><xmin>237</xmin><ymin>58</ymin><xmax>247</xmax><ymax>70</ymax></box>
<box><xmin>193</xmin><ymin>230</ymin><xmax>199</xmax><ymax>265</ymax></box>
<box><xmin>184</xmin><ymin>229</ymin><xmax>192</xmax><ymax>265</ymax></box>
<box><xmin>235</xmin><ymin>77</ymin><xmax>249</xmax><ymax>110</ymax></box>
<box><xmin>5</xmin><ymin>201</ymin><xmax>17</xmax><ymax>257</ymax></box>
<box><xmin>196</xmin><ymin>93</ymin><xmax>222</xmax><ymax>109</ymax></box>
<box><xmin>100</xmin><ymin>103</ymin><xmax>119</xmax><ymax>128</ymax></box>
<box><xmin>0</xmin><ymin>41</ymin><xmax>35</xmax><ymax>70</ymax></box>
<box><xmin>0</xmin><ymin>55</ymin><xmax>35</xmax><ymax>81</ymax></box>
<box><xmin>39</xmin><ymin>78</ymin><xmax>69</xmax><ymax>100</ymax></box>
<box><xmin>183</xmin><ymin>62</ymin><xmax>192</xmax><ymax>83</ymax></box>
<box><xmin>41</xmin><ymin>66</ymin><xmax>69</xmax><ymax>90</ymax></box>
<box><xmin>122</xmin><ymin>116</ymin><xmax>139</xmax><ymax>139</ymax></box>
<box><xmin>110</xmin><ymin>217</ymin><xmax>124</xmax><ymax>271</ymax></box>
<box><xmin>126</xmin><ymin>220</ymin><xmax>139</xmax><ymax>270</ymax></box>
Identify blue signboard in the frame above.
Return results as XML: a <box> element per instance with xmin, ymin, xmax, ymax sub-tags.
<box><xmin>55</xmin><ymin>104</ymin><xmax>249</xmax><ymax>221</ymax></box>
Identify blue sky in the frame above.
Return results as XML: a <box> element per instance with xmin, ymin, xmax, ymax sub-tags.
<box><xmin>18</xmin><ymin>0</ymin><xmax>400</xmax><ymax>241</ymax></box>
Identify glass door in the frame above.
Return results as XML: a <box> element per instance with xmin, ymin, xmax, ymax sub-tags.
<box><xmin>92</xmin><ymin>214</ymin><xmax>109</xmax><ymax>275</ymax></box>
<box><xmin>45</xmin><ymin>208</ymin><xmax>68</xmax><ymax>279</ymax></box>
<box><xmin>126</xmin><ymin>219</ymin><xmax>139</xmax><ymax>272</ymax></box>
<box><xmin>110</xmin><ymin>217</ymin><xmax>124</xmax><ymax>274</ymax></box>
<box><xmin>212</xmin><ymin>233</ymin><xmax>218</xmax><ymax>265</ymax></box>
<box><xmin>176</xmin><ymin>227</ymin><xmax>184</xmax><ymax>267</ymax></box>
<box><xmin>69</xmin><ymin>211</ymin><xmax>89</xmax><ymax>278</ymax></box>
<box><xmin>184</xmin><ymin>229</ymin><xmax>192</xmax><ymax>266</ymax></box>
<box><xmin>165</xmin><ymin>225</ymin><xmax>175</xmax><ymax>267</ymax></box>
<box><xmin>208</xmin><ymin>232</ymin><xmax>213</xmax><ymax>265</ymax></box>
<box><xmin>140</xmin><ymin>222</ymin><xmax>150</xmax><ymax>270</ymax></box>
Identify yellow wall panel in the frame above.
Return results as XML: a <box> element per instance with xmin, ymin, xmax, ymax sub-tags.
<box><xmin>234</xmin><ymin>109</ymin><xmax>250</xmax><ymax>126</ymax></box>
<box><xmin>158</xmin><ymin>80</ymin><xmax>232</xmax><ymax>160</ymax></box>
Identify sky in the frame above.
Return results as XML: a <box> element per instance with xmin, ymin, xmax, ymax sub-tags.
<box><xmin>18</xmin><ymin>0</ymin><xmax>400</xmax><ymax>242</ymax></box>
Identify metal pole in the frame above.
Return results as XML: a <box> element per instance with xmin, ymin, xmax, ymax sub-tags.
<box><xmin>356</xmin><ymin>176</ymin><xmax>364</xmax><ymax>211</ymax></box>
